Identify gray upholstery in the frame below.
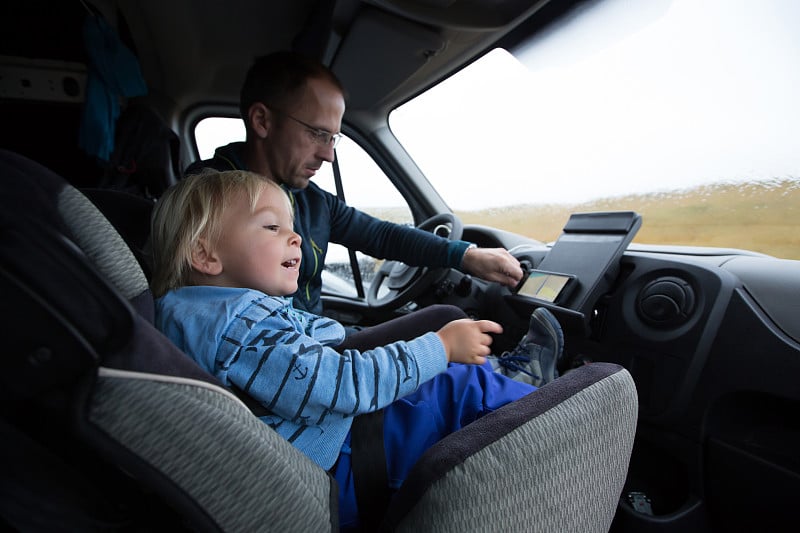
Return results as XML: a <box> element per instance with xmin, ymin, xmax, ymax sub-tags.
<box><xmin>1</xmin><ymin>149</ymin><xmax>338</xmax><ymax>531</ymax></box>
<box><xmin>58</xmin><ymin>179</ymin><xmax>340</xmax><ymax>531</ymax></box>
<box><xmin>382</xmin><ymin>363</ymin><xmax>637</xmax><ymax>533</ymax></box>
<box><xmin>90</xmin><ymin>368</ymin><xmax>336</xmax><ymax>532</ymax></box>
<box><xmin>58</xmin><ymin>185</ymin><xmax>149</xmax><ymax>301</ymax></box>
<box><xmin>1</xmin><ymin>150</ymin><xmax>637</xmax><ymax>532</ymax></box>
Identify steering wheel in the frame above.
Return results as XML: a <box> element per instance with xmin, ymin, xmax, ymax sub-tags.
<box><xmin>367</xmin><ymin>213</ymin><xmax>464</xmax><ymax>310</ymax></box>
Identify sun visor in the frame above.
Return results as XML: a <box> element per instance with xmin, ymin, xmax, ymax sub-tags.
<box><xmin>331</xmin><ymin>7</ymin><xmax>445</xmax><ymax>111</ymax></box>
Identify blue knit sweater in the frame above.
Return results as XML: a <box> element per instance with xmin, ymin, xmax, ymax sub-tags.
<box><xmin>155</xmin><ymin>286</ymin><xmax>448</xmax><ymax>470</ymax></box>
<box><xmin>185</xmin><ymin>142</ymin><xmax>472</xmax><ymax>313</ymax></box>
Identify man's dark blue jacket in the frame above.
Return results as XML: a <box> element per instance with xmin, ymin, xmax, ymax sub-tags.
<box><xmin>186</xmin><ymin>142</ymin><xmax>472</xmax><ymax>314</ymax></box>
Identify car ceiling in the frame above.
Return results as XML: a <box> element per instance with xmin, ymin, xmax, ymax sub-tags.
<box><xmin>101</xmin><ymin>0</ymin><xmax>590</xmax><ymax>121</ymax></box>
<box><xmin>0</xmin><ymin>0</ymin><xmax>591</xmax><ymax>172</ymax></box>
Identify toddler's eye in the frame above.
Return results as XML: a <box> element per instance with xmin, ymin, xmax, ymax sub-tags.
<box><xmin>263</xmin><ymin>225</ymin><xmax>280</xmax><ymax>232</ymax></box>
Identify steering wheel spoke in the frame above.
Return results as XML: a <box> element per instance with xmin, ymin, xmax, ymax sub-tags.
<box><xmin>366</xmin><ymin>213</ymin><xmax>464</xmax><ymax>310</ymax></box>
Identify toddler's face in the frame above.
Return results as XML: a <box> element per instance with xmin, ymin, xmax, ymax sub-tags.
<box><xmin>212</xmin><ymin>186</ymin><xmax>301</xmax><ymax>296</ymax></box>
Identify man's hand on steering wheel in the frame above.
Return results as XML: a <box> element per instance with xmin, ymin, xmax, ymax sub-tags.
<box><xmin>367</xmin><ymin>213</ymin><xmax>524</xmax><ymax>310</ymax></box>
<box><xmin>461</xmin><ymin>247</ymin><xmax>523</xmax><ymax>288</ymax></box>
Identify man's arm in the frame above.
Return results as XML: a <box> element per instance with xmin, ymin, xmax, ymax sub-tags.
<box><xmin>329</xmin><ymin>197</ymin><xmax>458</xmax><ymax>266</ymax></box>
<box><xmin>326</xmin><ymin>190</ymin><xmax>522</xmax><ymax>287</ymax></box>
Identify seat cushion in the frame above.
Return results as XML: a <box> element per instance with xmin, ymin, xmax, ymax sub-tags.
<box><xmin>381</xmin><ymin>363</ymin><xmax>638</xmax><ymax>533</ymax></box>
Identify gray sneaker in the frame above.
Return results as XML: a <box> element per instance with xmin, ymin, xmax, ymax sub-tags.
<box><xmin>489</xmin><ymin>307</ymin><xmax>564</xmax><ymax>387</ymax></box>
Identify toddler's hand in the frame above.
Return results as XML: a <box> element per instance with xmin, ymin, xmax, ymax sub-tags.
<box><xmin>437</xmin><ymin>318</ymin><xmax>503</xmax><ymax>364</ymax></box>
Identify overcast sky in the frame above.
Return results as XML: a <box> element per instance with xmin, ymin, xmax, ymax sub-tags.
<box><xmin>389</xmin><ymin>0</ymin><xmax>800</xmax><ymax>209</ymax></box>
<box><xmin>198</xmin><ymin>0</ymin><xmax>800</xmax><ymax>210</ymax></box>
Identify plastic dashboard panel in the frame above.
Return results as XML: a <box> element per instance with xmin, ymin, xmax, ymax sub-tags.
<box><xmin>506</xmin><ymin>211</ymin><xmax>642</xmax><ymax>336</ymax></box>
<box><xmin>720</xmin><ymin>256</ymin><xmax>800</xmax><ymax>343</ymax></box>
<box><xmin>498</xmin><ymin>219</ymin><xmax>800</xmax><ymax>531</ymax></box>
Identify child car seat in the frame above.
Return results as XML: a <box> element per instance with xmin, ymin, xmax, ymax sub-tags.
<box><xmin>0</xmin><ymin>149</ymin><xmax>338</xmax><ymax>531</ymax></box>
<box><xmin>0</xmin><ymin>149</ymin><xmax>638</xmax><ymax>532</ymax></box>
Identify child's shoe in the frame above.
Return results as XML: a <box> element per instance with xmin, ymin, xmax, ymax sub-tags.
<box><xmin>489</xmin><ymin>307</ymin><xmax>564</xmax><ymax>387</ymax></box>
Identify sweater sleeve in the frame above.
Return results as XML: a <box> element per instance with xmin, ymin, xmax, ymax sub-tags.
<box><xmin>219</xmin><ymin>302</ymin><xmax>448</xmax><ymax>426</ymax></box>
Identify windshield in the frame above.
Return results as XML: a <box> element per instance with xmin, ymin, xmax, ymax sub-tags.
<box><xmin>390</xmin><ymin>0</ymin><xmax>800</xmax><ymax>259</ymax></box>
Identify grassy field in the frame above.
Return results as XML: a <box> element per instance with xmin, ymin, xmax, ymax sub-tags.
<box><xmin>452</xmin><ymin>179</ymin><xmax>800</xmax><ymax>260</ymax></box>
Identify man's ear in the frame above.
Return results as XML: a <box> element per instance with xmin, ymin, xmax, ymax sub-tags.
<box><xmin>190</xmin><ymin>237</ymin><xmax>223</xmax><ymax>276</ymax></box>
<box><xmin>247</xmin><ymin>102</ymin><xmax>272</xmax><ymax>139</ymax></box>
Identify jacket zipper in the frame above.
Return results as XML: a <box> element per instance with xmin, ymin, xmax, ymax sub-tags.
<box><xmin>306</xmin><ymin>239</ymin><xmax>323</xmax><ymax>302</ymax></box>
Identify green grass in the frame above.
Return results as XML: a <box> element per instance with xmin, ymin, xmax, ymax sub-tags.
<box><xmin>454</xmin><ymin>179</ymin><xmax>800</xmax><ymax>260</ymax></box>
<box><xmin>364</xmin><ymin>179</ymin><xmax>800</xmax><ymax>260</ymax></box>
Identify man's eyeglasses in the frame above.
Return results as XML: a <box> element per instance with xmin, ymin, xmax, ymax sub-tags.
<box><xmin>270</xmin><ymin>107</ymin><xmax>342</xmax><ymax>148</ymax></box>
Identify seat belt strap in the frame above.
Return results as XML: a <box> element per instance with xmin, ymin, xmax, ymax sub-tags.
<box><xmin>332</xmin><ymin>154</ymin><xmax>365</xmax><ymax>298</ymax></box>
<box><xmin>350</xmin><ymin>409</ymin><xmax>391</xmax><ymax>530</ymax></box>
<box><xmin>229</xmin><ymin>384</ymin><xmax>270</xmax><ymax>417</ymax></box>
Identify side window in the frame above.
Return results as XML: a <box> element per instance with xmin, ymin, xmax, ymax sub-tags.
<box><xmin>193</xmin><ymin>117</ymin><xmax>413</xmax><ymax>298</ymax></box>
<box><xmin>194</xmin><ymin>117</ymin><xmax>245</xmax><ymax>159</ymax></box>
<box><xmin>313</xmin><ymin>137</ymin><xmax>413</xmax><ymax>298</ymax></box>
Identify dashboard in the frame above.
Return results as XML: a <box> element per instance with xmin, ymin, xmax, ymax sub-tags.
<box><xmin>451</xmin><ymin>214</ymin><xmax>800</xmax><ymax>529</ymax></box>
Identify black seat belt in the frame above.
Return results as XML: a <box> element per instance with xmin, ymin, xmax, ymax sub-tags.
<box><xmin>350</xmin><ymin>409</ymin><xmax>391</xmax><ymax>531</ymax></box>
<box><xmin>332</xmin><ymin>153</ymin><xmax>366</xmax><ymax>299</ymax></box>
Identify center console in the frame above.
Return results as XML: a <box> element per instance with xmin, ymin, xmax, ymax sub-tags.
<box><xmin>508</xmin><ymin>211</ymin><xmax>642</xmax><ymax>336</ymax></box>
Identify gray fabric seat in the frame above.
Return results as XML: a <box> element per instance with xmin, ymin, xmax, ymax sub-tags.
<box><xmin>90</xmin><ymin>368</ymin><xmax>337</xmax><ymax>532</ymax></box>
<box><xmin>381</xmin><ymin>362</ymin><xmax>637</xmax><ymax>533</ymax></box>
<box><xmin>0</xmin><ymin>149</ymin><xmax>336</xmax><ymax>531</ymax></box>
<box><xmin>0</xmin><ymin>149</ymin><xmax>637</xmax><ymax>532</ymax></box>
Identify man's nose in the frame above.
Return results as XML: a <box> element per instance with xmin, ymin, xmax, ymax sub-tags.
<box><xmin>317</xmin><ymin>142</ymin><xmax>335</xmax><ymax>163</ymax></box>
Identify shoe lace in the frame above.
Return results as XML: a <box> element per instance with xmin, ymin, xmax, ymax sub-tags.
<box><xmin>496</xmin><ymin>341</ymin><xmax>541</xmax><ymax>380</ymax></box>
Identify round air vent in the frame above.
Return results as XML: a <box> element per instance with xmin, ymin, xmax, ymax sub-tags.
<box><xmin>636</xmin><ymin>276</ymin><xmax>696</xmax><ymax>328</ymax></box>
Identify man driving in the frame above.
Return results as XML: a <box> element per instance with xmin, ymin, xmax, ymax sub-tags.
<box><xmin>186</xmin><ymin>50</ymin><xmax>523</xmax><ymax>314</ymax></box>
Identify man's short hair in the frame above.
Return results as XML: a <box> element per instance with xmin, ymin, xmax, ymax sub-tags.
<box><xmin>239</xmin><ymin>50</ymin><xmax>346</xmax><ymax>120</ymax></box>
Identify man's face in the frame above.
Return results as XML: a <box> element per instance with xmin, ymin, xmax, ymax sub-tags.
<box><xmin>265</xmin><ymin>77</ymin><xmax>345</xmax><ymax>190</ymax></box>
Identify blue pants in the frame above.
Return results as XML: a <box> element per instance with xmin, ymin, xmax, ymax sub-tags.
<box><xmin>333</xmin><ymin>360</ymin><xmax>536</xmax><ymax>529</ymax></box>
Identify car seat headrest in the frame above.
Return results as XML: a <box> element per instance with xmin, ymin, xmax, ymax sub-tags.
<box><xmin>0</xmin><ymin>148</ymin><xmax>153</xmax><ymax>320</ymax></box>
<box><xmin>58</xmin><ymin>185</ymin><xmax>149</xmax><ymax>301</ymax></box>
<box><xmin>0</xmin><ymin>148</ymin><xmax>221</xmax><ymax>400</ymax></box>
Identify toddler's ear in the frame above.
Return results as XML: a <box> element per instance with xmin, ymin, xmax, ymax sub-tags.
<box><xmin>190</xmin><ymin>238</ymin><xmax>223</xmax><ymax>275</ymax></box>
